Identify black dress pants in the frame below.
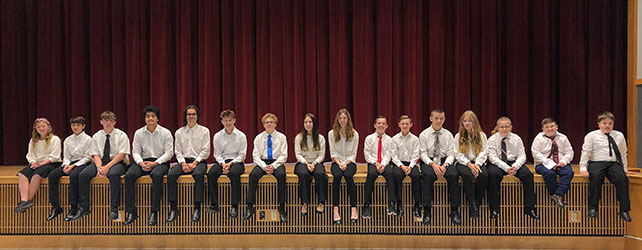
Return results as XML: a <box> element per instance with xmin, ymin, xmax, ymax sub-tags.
<box><xmin>207</xmin><ymin>159</ymin><xmax>245</xmax><ymax>206</ymax></box>
<box><xmin>48</xmin><ymin>161</ymin><xmax>89</xmax><ymax>209</ymax></box>
<box><xmin>78</xmin><ymin>161</ymin><xmax>126</xmax><ymax>209</ymax></box>
<box><xmin>420</xmin><ymin>159</ymin><xmax>460</xmax><ymax>209</ymax></box>
<box><xmin>487</xmin><ymin>161</ymin><xmax>536</xmax><ymax>212</ymax></box>
<box><xmin>246</xmin><ymin>159</ymin><xmax>286</xmax><ymax>206</ymax></box>
<box><xmin>124</xmin><ymin>158</ymin><xmax>169</xmax><ymax>213</ymax></box>
<box><xmin>294</xmin><ymin>162</ymin><xmax>328</xmax><ymax>204</ymax></box>
<box><xmin>167</xmin><ymin>158</ymin><xmax>207</xmax><ymax>207</ymax></box>
<box><xmin>588</xmin><ymin>161</ymin><xmax>630</xmax><ymax>211</ymax></box>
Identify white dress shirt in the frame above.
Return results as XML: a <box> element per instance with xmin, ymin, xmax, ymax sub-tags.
<box><xmin>328</xmin><ymin>130</ymin><xmax>359</xmax><ymax>164</ymax></box>
<box><xmin>294</xmin><ymin>133</ymin><xmax>326</xmax><ymax>164</ymax></box>
<box><xmin>62</xmin><ymin>132</ymin><xmax>93</xmax><ymax>166</ymax></box>
<box><xmin>531</xmin><ymin>131</ymin><xmax>574</xmax><ymax>169</ymax></box>
<box><xmin>487</xmin><ymin>132</ymin><xmax>526</xmax><ymax>172</ymax></box>
<box><xmin>363</xmin><ymin>132</ymin><xmax>394</xmax><ymax>166</ymax></box>
<box><xmin>90</xmin><ymin>128</ymin><xmax>131</xmax><ymax>164</ymax></box>
<box><xmin>175</xmin><ymin>124</ymin><xmax>211</xmax><ymax>163</ymax></box>
<box><xmin>580</xmin><ymin>129</ymin><xmax>628</xmax><ymax>172</ymax></box>
<box><xmin>391</xmin><ymin>132</ymin><xmax>421</xmax><ymax>168</ymax></box>
<box><xmin>131</xmin><ymin>125</ymin><xmax>174</xmax><ymax>165</ymax></box>
<box><xmin>252</xmin><ymin>130</ymin><xmax>287</xmax><ymax>169</ymax></box>
<box><xmin>419</xmin><ymin>127</ymin><xmax>455</xmax><ymax>166</ymax></box>
<box><xmin>26</xmin><ymin>136</ymin><xmax>62</xmax><ymax>163</ymax></box>
<box><xmin>213</xmin><ymin>127</ymin><xmax>247</xmax><ymax>164</ymax></box>
<box><xmin>453</xmin><ymin>132</ymin><xmax>488</xmax><ymax>166</ymax></box>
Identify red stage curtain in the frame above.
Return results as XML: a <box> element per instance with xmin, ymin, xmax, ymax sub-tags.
<box><xmin>0</xmin><ymin>0</ymin><xmax>627</xmax><ymax>165</ymax></box>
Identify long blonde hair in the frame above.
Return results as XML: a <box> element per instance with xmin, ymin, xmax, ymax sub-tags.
<box><xmin>31</xmin><ymin>118</ymin><xmax>55</xmax><ymax>151</ymax></box>
<box><xmin>332</xmin><ymin>109</ymin><xmax>355</xmax><ymax>142</ymax></box>
<box><xmin>457</xmin><ymin>111</ymin><xmax>484</xmax><ymax>155</ymax></box>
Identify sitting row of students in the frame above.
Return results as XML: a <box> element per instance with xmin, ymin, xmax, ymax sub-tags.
<box><xmin>13</xmin><ymin>107</ymin><xmax>631</xmax><ymax>226</ymax></box>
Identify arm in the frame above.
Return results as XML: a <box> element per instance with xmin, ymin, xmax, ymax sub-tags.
<box><xmin>347</xmin><ymin>131</ymin><xmax>359</xmax><ymax>164</ymax></box>
<box><xmin>62</xmin><ymin>138</ymin><xmax>72</xmax><ymax>166</ymax></box>
<box><xmin>513</xmin><ymin>136</ymin><xmax>527</xmax><ymax>169</ymax></box>
<box><xmin>314</xmin><ymin>136</ymin><xmax>326</xmax><ymax>164</ymax></box>
<box><xmin>232</xmin><ymin>133</ymin><xmax>248</xmax><ymax>164</ymax></box>
<box><xmin>174</xmin><ymin>131</ymin><xmax>186</xmax><ymax>164</ymax></box>
<box><xmin>197</xmin><ymin>128</ymin><xmax>211</xmax><ymax>163</ymax></box>
<box><xmin>363</xmin><ymin>135</ymin><xmax>376</xmax><ymax>164</ymax></box>
<box><xmin>391</xmin><ymin>138</ymin><xmax>403</xmax><ymax>167</ymax></box>
<box><xmin>294</xmin><ymin>134</ymin><xmax>307</xmax><ymax>163</ymax></box>
<box><xmin>26</xmin><ymin>139</ymin><xmax>36</xmax><ymax>164</ymax></box>
<box><xmin>579</xmin><ymin>133</ymin><xmax>593</xmax><ymax>172</ymax></box>
<box><xmin>155</xmin><ymin>130</ymin><xmax>174</xmax><ymax>164</ymax></box>
<box><xmin>132</xmin><ymin>132</ymin><xmax>144</xmax><ymax>165</ymax></box>
<box><xmin>419</xmin><ymin>132</ymin><xmax>434</xmax><ymax>166</ymax></box>
<box><xmin>559</xmin><ymin>135</ymin><xmax>574</xmax><ymax>166</ymax></box>
<box><xmin>444</xmin><ymin>133</ymin><xmax>455</xmax><ymax>166</ymax></box>
<box><xmin>273</xmin><ymin>134</ymin><xmax>288</xmax><ymax>169</ymax></box>
<box><xmin>252</xmin><ymin>135</ymin><xmax>267</xmax><ymax>170</ymax></box>
<box><xmin>487</xmin><ymin>136</ymin><xmax>509</xmax><ymax>172</ymax></box>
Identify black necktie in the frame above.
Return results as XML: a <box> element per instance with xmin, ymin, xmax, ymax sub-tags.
<box><xmin>102</xmin><ymin>134</ymin><xmax>111</xmax><ymax>164</ymax></box>
<box><xmin>501</xmin><ymin>137</ymin><xmax>508</xmax><ymax>163</ymax></box>
<box><xmin>605</xmin><ymin>133</ymin><xmax>623</xmax><ymax>166</ymax></box>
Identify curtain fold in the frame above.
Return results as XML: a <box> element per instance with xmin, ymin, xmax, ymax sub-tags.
<box><xmin>0</xmin><ymin>0</ymin><xmax>628</xmax><ymax>165</ymax></box>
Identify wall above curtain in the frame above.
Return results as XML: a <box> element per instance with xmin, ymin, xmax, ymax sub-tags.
<box><xmin>0</xmin><ymin>0</ymin><xmax>627</xmax><ymax>165</ymax></box>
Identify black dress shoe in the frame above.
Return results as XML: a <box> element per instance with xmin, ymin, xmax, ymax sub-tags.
<box><xmin>191</xmin><ymin>209</ymin><xmax>201</xmax><ymax>223</ymax></box>
<box><xmin>619</xmin><ymin>211</ymin><xmax>632</xmax><ymax>222</ymax></box>
<box><xmin>148</xmin><ymin>212</ymin><xmax>158</xmax><ymax>226</ymax></box>
<box><xmin>588</xmin><ymin>208</ymin><xmax>598</xmax><ymax>218</ymax></box>
<box><xmin>525</xmin><ymin>209</ymin><xmax>540</xmax><ymax>220</ymax></box>
<box><xmin>413</xmin><ymin>205</ymin><xmax>422</xmax><ymax>218</ymax></box>
<box><xmin>123</xmin><ymin>212</ymin><xmax>138</xmax><ymax>226</ymax></box>
<box><xmin>166</xmin><ymin>210</ymin><xmax>178</xmax><ymax>223</ymax></box>
<box><xmin>490</xmin><ymin>210</ymin><xmax>499</xmax><ymax>219</ymax></box>
<box><xmin>362</xmin><ymin>205</ymin><xmax>372</xmax><ymax>219</ymax></box>
<box><xmin>422</xmin><ymin>210</ymin><xmax>431</xmax><ymax>225</ymax></box>
<box><xmin>64</xmin><ymin>209</ymin><xmax>78</xmax><ymax>221</ymax></box>
<box><xmin>229</xmin><ymin>207</ymin><xmax>238</xmax><ymax>218</ymax></box>
<box><xmin>109</xmin><ymin>208</ymin><xmax>119</xmax><ymax>220</ymax></box>
<box><xmin>387</xmin><ymin>202</ymin><xmax>397</xmax><ymax>216</ymax></box>
<box><xmin>70</xmin><ymin>207</ymin><xmax>91</xmax><ymax>221</ymax></box>
<box><xmin>396</xmin><ymin>203</ymin><xmax>404</xmax><ymax>217</ymax></box>
<box><xmin>242</xmin><ymin>207</ymin><xmax>255</xmax><ymax>220</ymax></box>
<box><xmin>47</xmin><ymin>207</ymin><xmax>63</xmax><ymax>221</ymax></box>
<box><xmin>279</xmin><ymin>209</ymin><xmax>288</xmax><ymax>223</ymax></box>
<box><xmin>469</xmin><ymin>202</ymin><xmax>480</xmax><ymax>218</ymax></box>
<box><xmin>333</xmin><ymin>218</ymin><xmax>342</xmax><ymax>225</ymax></box>
<box><xmin>450</xmin><ymin>210</ymin><xmax>462</xmax><ymax>225</ymax></box>
<box><xmin>205</xmin><ymin>204</ymin><xmax>219</xmax><ymax>213</ymax></box>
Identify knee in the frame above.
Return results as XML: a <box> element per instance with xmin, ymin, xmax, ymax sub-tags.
<box><xmin>150</xmin><ymin>173</ymin><xmax>164</xmax><ymax>181</ymax></box>
<box><xmin>192</xmin><ymin>173</ymin><xmax>204</xmax><ymax>179</ymax></box>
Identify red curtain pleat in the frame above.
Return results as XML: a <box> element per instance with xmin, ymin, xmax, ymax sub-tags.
<box><xmin>0</xmin><ymin>0</ymin><xmax>629</xmax><ymax>165</ymax></box>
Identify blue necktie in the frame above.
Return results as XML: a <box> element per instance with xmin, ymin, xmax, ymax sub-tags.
<box><xmin>267</xmin><ymin>134</ymin><xmax>273</xmax><ymax>160</ymax></box>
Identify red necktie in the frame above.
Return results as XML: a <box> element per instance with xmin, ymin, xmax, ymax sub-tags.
<box><xmin>545</xmin><ymin>135</ymin><xmax>559</xmax><ymax>164</ymax></box>
<box><xmin>377</xmin><ymin>135</ymin><xmax>382</xmax><ymax>164</ymax></box>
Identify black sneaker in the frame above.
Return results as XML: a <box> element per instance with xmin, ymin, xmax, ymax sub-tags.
<box><xmin>387</xmin><ymin>202</ymin><xmax>397</xmax><ymax>216</ymax></box>
<box><xmin>362</xmin><ymin>205</ymin><xmax>372</xmax><ymax>219</ymax></box>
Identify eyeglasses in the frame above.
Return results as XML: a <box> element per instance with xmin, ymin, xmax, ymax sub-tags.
<box><xmin>186</xmin><ymin>113</ymin><xmax>198</xmax><ymax>117</ymax></box>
